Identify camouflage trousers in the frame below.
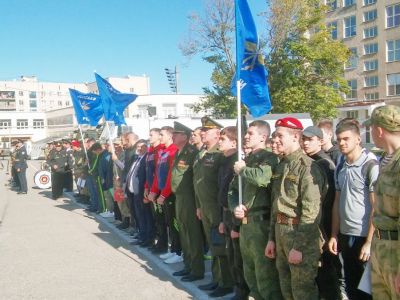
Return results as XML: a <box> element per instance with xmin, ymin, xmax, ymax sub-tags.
<box><xmin>240</xmin><ymin>220</ymin><xmax>283</xmax><ymax>300</ymax></box>
<box><xmin>275</xmin><ymin>223</ymin><xmax>320</xmax><ymax>300</ymax></box>
<box><xmin>371</xmin><ymin>238</ymin><xmax>398</xmax><ymax>300</ymax></box>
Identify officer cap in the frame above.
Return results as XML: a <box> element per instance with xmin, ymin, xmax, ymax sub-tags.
<box><xmin>201</xmin><ymin>116</ymin><xmax>223</xmax><ymax>130</ymax></box>
<box><xmin>303</xmin><ymin>126</ymin><xmax>323</xmax><ymax>139</ymax></box>
<box><xmin>275</xmin><ymin>117</ymin><xmax>303</xmax><ymax>130</ymax></box>
<box><xmin>363</xmin><ymin>105</ymin><xmax>400</xmax><ymax>132</ymax></box>
<box><xmin>11</xmin><ymin>140</ymin><xmax>18</xmax><ymax>146</ymax></box>
<box><xmin>17</xmin><ymin>139</ymin><xmax>24</xmax><ymax>144</ymax></box>
<box><xmin>54</xmin><ymin>141</ymin><xmax>63</xmax><ymax>147</ymax></box>
<box><xmin>173</xmin><ymin>121</ymin><xmax>192</xmax><ymax>136</ymax></box>
<box><xmin>62</xmin><ymin>139</ymin><xmax>71</xmax><ymax>144</ymax></box>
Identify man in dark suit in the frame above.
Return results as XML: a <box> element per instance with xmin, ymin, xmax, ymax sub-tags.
<box><xmin>14</xmin><ymin>139</ymin><xmax>28</xmax><ymax>194</ymax></box>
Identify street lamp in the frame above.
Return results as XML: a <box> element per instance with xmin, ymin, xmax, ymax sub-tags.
<box><xmin>164</xmin><ymin>66</ymin><xmax>179</xmax><ymax>94</ymax></box>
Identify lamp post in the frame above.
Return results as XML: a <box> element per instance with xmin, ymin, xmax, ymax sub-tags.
<box><xmin>164</xmin><ymin>66</ymin><xmax>179</xmax><ymax>94</ymax></box>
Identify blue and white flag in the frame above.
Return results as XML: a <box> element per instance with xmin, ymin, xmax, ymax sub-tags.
<box><xmin>231</xmin><ymin>0</ymin><xmax>271</xmax><ymax>117</ymax></box>
<box><xmin>69</xmin><ymin>89</ymin><xmax>103</xmax><ymax>126</ymax></box>
<box><xmin>95</xmin><ymin>73</ymin><xmax>137</xmax><ymax>125</ymax></box>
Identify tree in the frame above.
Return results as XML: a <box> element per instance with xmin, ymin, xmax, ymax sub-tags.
<box><xmin>266</xmin><ymin>0</ymin><xmax>350</xmax><ymax>121</ymax></box>
<box><xmin>182</xmin><ymin>0</ymin><xmax>350</xmax><ymax>121</ymax></box>
<box><xmin>180</xmin><ymin>0</ymin><xmax>237</xmax><ymax>118</ymax></box>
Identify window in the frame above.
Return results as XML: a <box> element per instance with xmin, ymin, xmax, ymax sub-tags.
<box><xmin>183</xmin><ymin>104</ymin><xmax>194</xmax><ymax>117</ymax></box>
<box><xmin>41</xmin><ymin>91</ymin><xmax>46</xmax><ymax>97</ymax></box>
<box><xmin>346</xmin><ymin>111</ymin><xmax>359</xmax><ymax>118</ymax></box>
<box><xmin>365</xmin><ymin>92</ymin><xmax>379</xmax><ymax>100</ymax></box>
<box><xmin>326</xmin><ymin>0</ymin><xmax>337</xmax><ymax>11</ymax></box>
<box><xmin>363</xmin><ymin>9</ymin><xmax>377</xmax><ymax>22</ymax></box>
<box><xmin>65</xmin><ymin>100</ymin><xmax>70</xmax><ymax>106</ymax></box>
<box><xmin>16</xmin><ymin>119</ymin><xmax>28</xmax><ymax>129</ymax></box>
<box><xmin>363</xmin><ymin>0</ymin><xmax>376</xmax><ymax>6</ymax></box>
<box><xmin>364</xmin><ymin>43</ymin><xmax>378</xmax><ymax>55</ymax></box>
<box><xmin>18</xmin><ymin>100</ymin><xmax>24</xmax><ymax>106</ymax></box>
<box><xmin>386</xmin><ymin>4</ymin><xmax>400</xmax><ymax>28</ymax></box>
<box><xmin>161</xmin><ymin>104</ymin><xmax>176</xmax><ymax>118</ymax></box>
<box><xmin>328</xmin><ymin>21</ymin><xmax>338</xmax><ymax>39</ymax></box>
<box><xmin>344</xmin><ymin>16</ymin><xmax>356</xmax><ymax>38</ymax></box>
<box><xmin>344</xmin><ymin>0</ymin><xmax>355</xmax><ymax>7</ymax></box>
<box><xmin>345</xmin><ymin>48</ymin><xmax>358</xmax><ymax>69</ymax></box>
<box><xmin>0</xmin><ymin>119</ymin><xmax>11</xmax><ymax>130</ymax></box>
<box><xmin>29</xmin><ymin>91</ymin><xmax>36</xmax><ymax>98</ymax></box>
<box><xmin>387</xmin><ymin>39</ymin><xmax>400</xmax><ymax>62</ymax></box>
<box><xmin>33</xmin><ymin>119</ymin><xmax>44</xmax><ymax>129</ymax></box>
<box><xmin>364</xmin><ymin>59</ymin><xmax>378</xmax><ymax>71</ymax></box>
<box><xmin>346</xmin><ymin>79</ymin><xmax>357</xmax><ymax>99</ymax></box>
<box><xmin>58</xmin><ymin>100</ymin><xmax>62</xmax><ymax>106</ymax></box>
<box><xmin>363</xmin><ymin>26</ymin><xmax>377</xmax><ymax>38</ymax></box>
<box><xmin>29</xmin><ymin>99</ymin><xmax>37</xmax><ymax>111</ymax></box>
<box><xmin>387</xmin><ymin>73</ymin><xmax>400</xmax><ymax>96</ymax></box>
<box><xmin>365</xmin><ymin>76</ymin><xmax>379</xmax><ymax>87</ymax></box>
<box><xmin>18</xmin><ymin>91</ymin><xmax>23</xmax><ymax>96</ymax></box>
<box><xmin>129</xmin><ymin>88</ymin><xmax>135</xmax><ymax>93</ymax></box>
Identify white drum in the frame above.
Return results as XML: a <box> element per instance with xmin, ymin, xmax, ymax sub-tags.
<box><xmin>34</xmin><ymin>170</ymin><xmax>51</xmax><ymax>189</ymax></box>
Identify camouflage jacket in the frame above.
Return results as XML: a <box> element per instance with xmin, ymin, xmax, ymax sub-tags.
<box><xmin>269</xmin><ymin>148</ymin><xmax>327</xmax><ymax>250</ymax></box>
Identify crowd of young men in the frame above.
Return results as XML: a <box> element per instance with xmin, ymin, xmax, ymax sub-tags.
<box><xmin>36</xmin><ymin>108</ymin><xmax>399</xmax><ymax>300</ymax></box>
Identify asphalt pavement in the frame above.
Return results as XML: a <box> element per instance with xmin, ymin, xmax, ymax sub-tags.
<box><xmin>0</xmin><ymin>160</ymin><xmax>229</xmax><ymax>300</ymax></box>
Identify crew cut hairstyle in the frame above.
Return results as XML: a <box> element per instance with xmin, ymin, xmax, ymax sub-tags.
<box><xmin>317</xmin><ymin>119</ymin><xmax>334</xmax><ymax>134</ymax></box>
<box><xmin>150</xmin><ymin>128</ymin><xmax>161</xmax><ymax>133</ymax></box>
<box><xmin>335</xmin><ymin>118</ymin><xmax>361</xmax><ymax>136</ymax></box>
<box><xmin>161</xmin><ymin>126</ymin><xmax>174</xmax><ymax>135</ymax></box>
<box><xmin>249</xmin><ymin>120</ymin><xmax>271</xmax><ymax>137</ymax></box>
<box><xmin>220</xmin><ymin>126</ymin><xmax>237</xmax><ymax>142</ymax></box>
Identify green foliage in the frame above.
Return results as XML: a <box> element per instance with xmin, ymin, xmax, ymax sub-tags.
<box><xmin>267</xmin><ymin>0</ymin><xmax>350</xmax><ymax>121</ymax></box>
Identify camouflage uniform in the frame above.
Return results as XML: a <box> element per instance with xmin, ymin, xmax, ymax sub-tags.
<box><xmin>48</xmin><ymin>145</ymin><xmax>74</xmax><ymax>199</ymax></box>
<box><xmin>73</xmin><ymin>148</ymin><xmax>88</xmax><ymax>195</ymax></box>
<box><xmin>270</xmin><ymin>148</ymin><xmax>327</xmax><ymax>300</ymax></box>
<box><xmin>364</xmin><ymin>105</ymin><xmax>400</xmax><ymax>300</ymax></box>
<box><xmin>238</xmin><ymin>148</ymin><xmax>282</xmax><ymax>300</ymax></box>
<box><xmin>171</xmin><ymin>142</ymin><xmax>204</xmax><ymax>277</ymax></box>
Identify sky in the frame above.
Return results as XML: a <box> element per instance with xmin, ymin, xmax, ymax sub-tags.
<box><xmin>0</xmin><ymin>0</ymin><xmax>267</xmax><ymax>95</ymax></box>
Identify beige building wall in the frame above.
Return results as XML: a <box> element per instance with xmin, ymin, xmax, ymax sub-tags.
<box><xmin>325</xmin><ymin>0</ymin><xmax>400</xmax><ymax>107</ymax></box>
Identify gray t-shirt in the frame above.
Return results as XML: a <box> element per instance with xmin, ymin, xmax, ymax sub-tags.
<box><xmin>335</xmin><ymin>150</ymin><xmax>379</xmax><ymax>236</ymax></box>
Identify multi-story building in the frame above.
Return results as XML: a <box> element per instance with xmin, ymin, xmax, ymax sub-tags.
<box><xmin>0</xmin><ymin>75</ymin><xmax>203</xmax><ymax>150</ymax></box>
<box><xmin>325</xmin><ymin>0</ymin><xmax>400</xmax><ymax>114</ymax></box>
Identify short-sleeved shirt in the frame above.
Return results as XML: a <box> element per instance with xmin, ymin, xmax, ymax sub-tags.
<box><xmin>335</xmin><ymin>150</ymin><xmax>379</xmax><ymax>236</ymax></box>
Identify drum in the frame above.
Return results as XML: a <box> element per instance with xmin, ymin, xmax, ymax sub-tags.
<box><xmin>34</xmin><ymin>170</ymin><xmax>51</xmax><ymax>189</ymax></box>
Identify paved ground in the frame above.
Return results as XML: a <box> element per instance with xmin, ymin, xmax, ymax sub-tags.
<box><xmin>0</xmin><ymin>160</ymin><xmax>228</xmax><ymax>300</ymax></box>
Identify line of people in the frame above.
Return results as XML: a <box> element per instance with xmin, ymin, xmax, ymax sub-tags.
<box><xmin>42</xmin><ymin>106</ymin><xmax>399</xmax><ymax>300</ymax></box>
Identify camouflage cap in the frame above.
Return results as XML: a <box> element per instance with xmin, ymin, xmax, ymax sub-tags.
<box><xmin>173</xmin><ymin>121</ymin><xmax>192</xmax><ymax>136</ymax></box>
<box><xmin>201</xmin><ymin>116</ymin><xmax>223</xmax><ymax>130</ymax></box>
<box><xmin>363</xmin><ymin>105</ymin><xmax>400</xmax><ymax>132</ymax></box>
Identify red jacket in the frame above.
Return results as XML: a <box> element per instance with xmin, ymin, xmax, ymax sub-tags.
<box><xmin>150</xmin><ymin>143</ymin><xmax>178</xmax><ymax>199</ymax></box>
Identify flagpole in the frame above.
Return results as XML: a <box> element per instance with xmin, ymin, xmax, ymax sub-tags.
<box><xmin>105</xmin><ymin>121</ymin><xmax>115</xmax><ymax>154</ymax></box>
<box><xmin>78</xmin><ymin>124</ymin><xmax>91</xmax><ymax>169</ymax></box>
<box><xmin>235</xmin><ymin>0</ymin><xmax>243</xmax><ymax>206</ymax></box>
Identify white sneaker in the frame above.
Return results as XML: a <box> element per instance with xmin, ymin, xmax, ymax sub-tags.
<box><xmin>164</xmin><ymin>254</ymin><xmax>183</xmax><ymax>264</ymax></box>
<box><xmin>159</xmin><ymin>252</ymin><xmax>174</xmax><ymax>260</ymax></box>
<box><xmin>100</xmin><ymin>211</ymin><xmax>114</xmax><ymax>218</ymax></box>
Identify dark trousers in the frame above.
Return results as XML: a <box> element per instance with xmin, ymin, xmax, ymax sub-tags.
<box><xmin>151</xmin><ymin>200</ymin><xmax>168</xmax><ymax>250</ymax></box>
<box><xmin>114</xmin><ymin>201</ymin><xmax>122</xmax><ymax>221</ymax></box>
<box><xmin>127</xmin><ymin>191</ymin><xmax>154</xmax><ymax>242</ymax></box>
<box><xmin>12</xmin><ymin>166</ymin><xmax>20</xmax><ymax>188</ymax></box>
<box><xmin>317</xmin><ymin>250</ymin><xmax>346</xmax><ymax>300</ymax></box>
<box><xmin>86</xmin><ymin>175</ymin><xmax>99</xmax><ymax>210</ymax></box>
<box><xmin>223</xmin><ymin>210</ymin><xmax>249</xmax><ymax>298</ymax></box>
<box><xmin>164</xmin><ymin>194</ymin><xmax>181</xmax><ymax>255</ymax></box>
<box><xmin>64</xmin><ymin>171</ymin><xmax>73</xmax><ymax>192</ymax></box>
<box><xmin>51</xmin><ymin>171</ymin><xmax>64</xmax><ymax>199</ymax></box>
<box><xmin>16</xmin><ymin>168</ymin><xmax>27</xmax><ymax>193</ymax></box>
<box><xmin>339</xmin><ymin>234</ymin><xmax>372</xmax><ymax>300</ymax></box>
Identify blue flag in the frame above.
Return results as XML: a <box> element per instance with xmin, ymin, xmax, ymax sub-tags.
<box><xmin>69</xmin><ymin>89</ymin><xmax>104</xmax><ymax>126</ymax></box>
<box><xmin>231</xmin><ymin>0</ymin><xmax>271</xmax><ymax>117</ymax></box>
<box><xmin>95</xmin><ymin>73</ymin><xmax>138</xmax><ymax>125</ymax></box>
